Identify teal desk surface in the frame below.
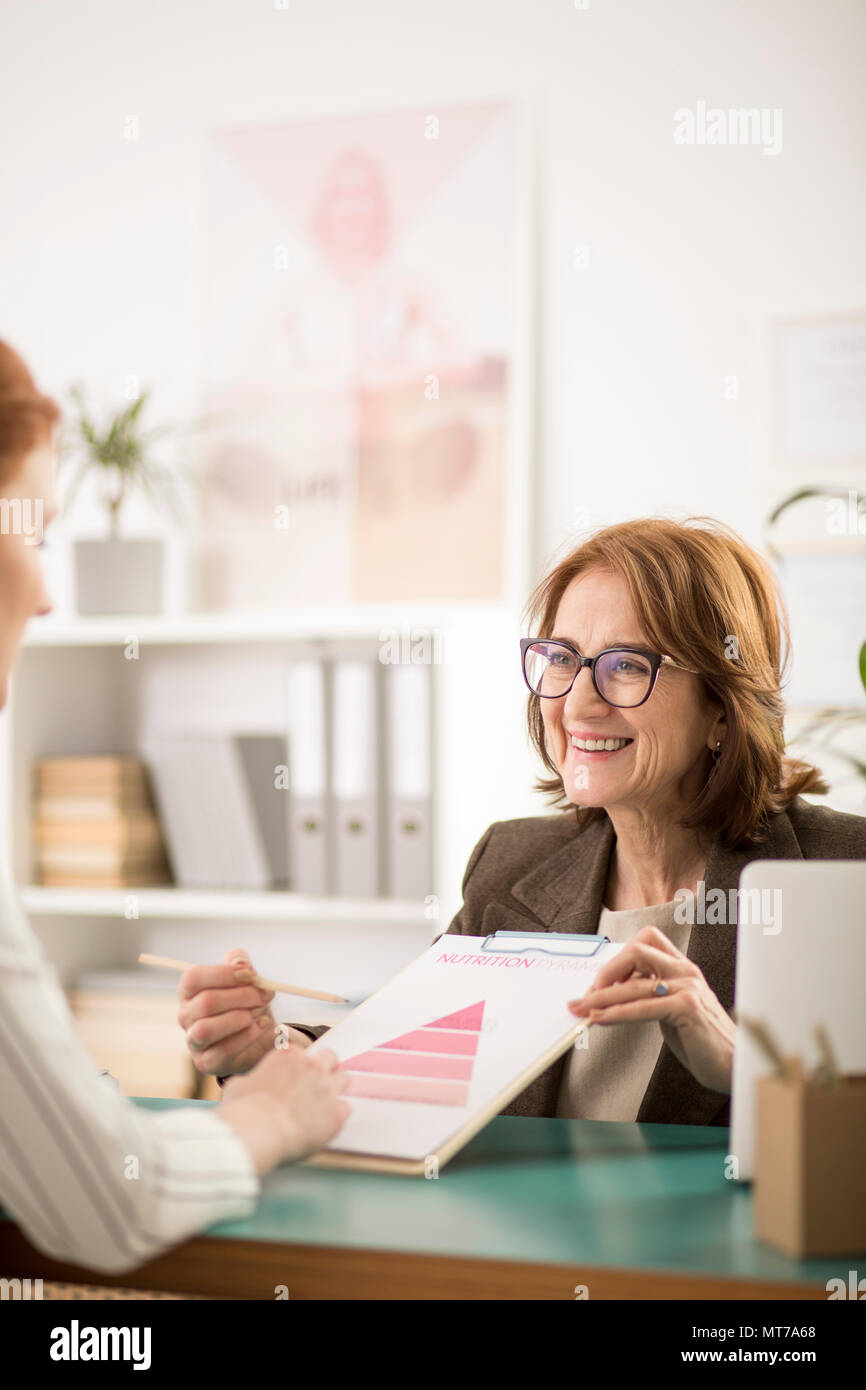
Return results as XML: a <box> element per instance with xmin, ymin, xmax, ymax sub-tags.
<box><xmin>126</xmin><ymin>1098</ymin><xmax>858</xmax><ymax>1289</ymax></box>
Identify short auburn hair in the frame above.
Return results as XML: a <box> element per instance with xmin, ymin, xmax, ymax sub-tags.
<box><xmin>0</xmin><ymin>338</ymin><xmax>61</xmax><ymax>479</ymax></box>
<box><xmin>524</xmin><ymin>516</ymin><xmax>825</xmax><ymax>848</ymax></box>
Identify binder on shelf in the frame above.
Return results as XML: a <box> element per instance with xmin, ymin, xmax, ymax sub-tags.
<box><xmin>286</xmin><ymin>659</ymin><xmax>329</xmax><ymax>895</ymax></box>
<box><xmin>384</xmin><ymin>662</ymin><xmax>433</xmax><ymax>901</ymax></box>
<box><xmin>145</xmin><ymin>735</ymin><xmax>209</xmax><ymax>887</ymax></box>
<box><xmin>186</xmin><ymin>735</ymin><xmax>234</xmax><ymax>888</ymax></box>
<box><xmin>235</xmin><ymin>734</ymin><xmax>290</xmax><ymax>888</ymax></box>
<box><xmin>332</xmin><ymin>657</ymin><xmax>382</xmax><ymax>898</ymax></box>
<box><xmin>145</xmin><ymin>733</ymin><xmax>272</xmax><ymax>889</ymax></box>
<box><xmin>199</xmin><ymin>733</ymin><xmax>271</xmax><ymax>890</ymax></box>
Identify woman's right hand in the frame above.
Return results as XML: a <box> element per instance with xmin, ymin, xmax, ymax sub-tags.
<box><xmin>219</xmin><ymin>1046</ymin><xmax>350</xmax><ymax>1172</ymax></box>
<box><xmin>178</xmin><ymin>949</ymin><xmax>277</xmax><ymax>1078</ymax></box>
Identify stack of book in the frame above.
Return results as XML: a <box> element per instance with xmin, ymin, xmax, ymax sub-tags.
<box><xmin>68</xmin><ymin>970</ymin><xmax>196</xmax><ymax>1098</ymax></box>
<box><xmin>34</xmin><ymin>756</ymin><xmax>172</xmax><ymax>888</ymax></box>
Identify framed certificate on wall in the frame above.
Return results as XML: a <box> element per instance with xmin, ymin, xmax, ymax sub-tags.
<box><xmin>773</xmin><ymin>316</ymin><xmax>866</xmax><ymax>474</ymax></box>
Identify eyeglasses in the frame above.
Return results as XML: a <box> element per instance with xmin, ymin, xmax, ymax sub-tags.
<box><xmin>520</xmin><ymin>638</ymin><xmax>697</xmax><ymax>709</ymax></box>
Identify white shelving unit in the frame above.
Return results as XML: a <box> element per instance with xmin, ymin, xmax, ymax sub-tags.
<box><xmin>20</xmin><ymin>885</ymin><xmax>429</xmax><ymax>924</ymax></box>
<box><xmin>22</xmin><ymin>603</ymin><xmax>515</xmax><ymax>648</ymax></box>
<box><xmin>1</xmin><ymin>603</ymin><xmax>539</xmax><ymax>1018</ymax></box>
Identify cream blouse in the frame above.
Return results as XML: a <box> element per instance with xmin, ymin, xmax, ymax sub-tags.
<box><xmin>555</xmin><ymin>896</ymin><xmax>692</xmax><ymax>1121</ymax></box>
<box><xmin>0</xmin><ymin>855</ymin><xmax>260</xmax><ymax>1273</ymax></box>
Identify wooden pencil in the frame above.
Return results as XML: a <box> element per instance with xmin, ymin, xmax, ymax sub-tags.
<box><xmin>137</xmin><ymin>952</ymin><xmax>349</xmax><ymax>1004</ymax></box>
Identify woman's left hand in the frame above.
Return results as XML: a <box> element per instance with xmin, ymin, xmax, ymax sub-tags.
<box><xmin>568</xmin><ymin>926</ymin><xmax>736</xmax><ymax>1093</ymax></box>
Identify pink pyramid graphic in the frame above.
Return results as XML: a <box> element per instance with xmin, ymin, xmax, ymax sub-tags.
<box><xmin>342</xmin><ymin>1001</ymin><xmax>485</xmax><ymax>1106</ymax></box>
<box><xmin>427</xmin><ymin>1000</ymin><xmax>485</xmax><ymax>1032</ymax></box>
<box><xmin>213</xmin><ymin>105</ymin><xmax>508</xmax><ymax>276</ymax></box>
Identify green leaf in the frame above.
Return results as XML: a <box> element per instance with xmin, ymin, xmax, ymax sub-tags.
<box><xmin>766</xmin><ymin>487</ymin><xmax>829</xmax><ymax>529</ymax></box>
<box><xmin>61</xmin><ymin>458</ymin><xmax>97</xmax><ymax>513</ymax></box>
<box><xmin>58</xmin><ymin>379</ymin><xmax>194</xmax><ymax>526</ymax></box>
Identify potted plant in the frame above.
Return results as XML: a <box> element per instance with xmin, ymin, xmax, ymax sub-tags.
<box><xmin>62</xmin><ymin>384</ymin><xmax>187</xmax><ymax>615</ymax></box>
<box><xmin>786</xmin><ymin>642</ymin><xmax>866</xmax><ymax>798</ymax></box>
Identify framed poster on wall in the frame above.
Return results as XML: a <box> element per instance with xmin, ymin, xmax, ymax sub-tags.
<box><xmin>776</xmin><ymin>541</ymin><xmax>866</xmax><ymax>707</ymax></box>
<box><xmin>195</xmin><ymin>99</ymin><xmax>532</xmax><ymax>610</ymax></box>
<box><xmin>773</xmin><ymin>315</ymin><xmax>866</xmax><ymax>475</ymax></box>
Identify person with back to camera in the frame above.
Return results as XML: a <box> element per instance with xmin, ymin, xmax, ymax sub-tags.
<box><xmin>0</xmin><ymin>337</ymin><xmax>350</xmax><ymax>1276</ymax></box>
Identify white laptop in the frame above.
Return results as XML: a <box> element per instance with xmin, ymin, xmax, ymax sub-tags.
<box><xmin>730</xmin><ymin>859</ymin><xmax>866</xmax><ymax>1180</ymax></box>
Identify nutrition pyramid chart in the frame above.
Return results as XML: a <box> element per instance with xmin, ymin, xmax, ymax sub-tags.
<box><xmin>341</xmin><ymin>1000</ymin><xmax>485</xmax><ymax>1106</ymax></box>
<box><xmin>304</xmin><ymin>933</ymin><xmax>625</xmax><ymax>1170</ymax></box>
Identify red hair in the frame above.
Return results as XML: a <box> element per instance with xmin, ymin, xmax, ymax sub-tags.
<box><xmin>525</xmin><ymin>516</ymin><xmax>826</xmax><ymax>847</ymax></box>
<box><xmin>0</xmin><ymin>339</ymin><xmax>62</xmax><ymax>477</ymax></box>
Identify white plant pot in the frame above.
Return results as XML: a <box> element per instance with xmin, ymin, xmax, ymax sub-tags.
<box><xmin>74</xmin><ymin>538</ymin><xmax>165</xmax><ymax>616</ymax></box>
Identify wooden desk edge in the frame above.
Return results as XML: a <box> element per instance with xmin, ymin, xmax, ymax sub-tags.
<box><xmin>0</xmin><ymin>1224</ymin><xmax>830</xmax><ymax>1300</ymax></box>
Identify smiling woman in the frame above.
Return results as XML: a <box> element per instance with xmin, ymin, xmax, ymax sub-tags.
<box><xmin>524</xmin><ymin>518</ymin><xmax>826</xmax><ymax>847</ymax></box>
<box><xmin>444</xmin><ymin>517</ymin><xmax>866</xmax><ymax>1127</ymax></box>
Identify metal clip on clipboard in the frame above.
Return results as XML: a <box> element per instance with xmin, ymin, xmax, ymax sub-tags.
<box><xmin>480</xmin><ymin>930</ymin><xmax>610</xmax><ymax>958</ymax></box>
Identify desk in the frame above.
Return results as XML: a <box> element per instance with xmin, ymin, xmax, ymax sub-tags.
<box><xmin>0</xmin><ymin>1098</ymin><xmax>858</xmax><ymax>1299</ymax></box>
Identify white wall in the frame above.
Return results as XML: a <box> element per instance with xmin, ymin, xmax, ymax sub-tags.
<box><xmin>1</xmin><ymin>0</ymin><xmax>864</xmax><ymax>933</ymax></box>
<box><xmin>3</xmin><ymin>0</ymin><xmax>864</xmax><ymax>560</ymax></box>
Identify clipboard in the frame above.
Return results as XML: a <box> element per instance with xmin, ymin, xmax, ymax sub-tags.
<box><xmin>304</xmin><ymin>930</ymin><xmax>614</xmax><ymax>1177</ymax></box>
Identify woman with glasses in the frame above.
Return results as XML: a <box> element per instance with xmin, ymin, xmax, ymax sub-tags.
<box><xmin>186</xmin><ymin>517</ymin><xmax>866</xmax><ymax>1128</ymax></box>
<box><xmin>444</xmin><ymin>519</ymin><xmax>866</xmax><ymax>1124</ymax></box>
<box><xmin>186</xmin><ymin>515</ymin><xmax>866</xmax><ymax>1127</ymax></box>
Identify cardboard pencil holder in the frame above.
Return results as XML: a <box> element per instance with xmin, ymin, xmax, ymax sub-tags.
<box><xmin>754</xmin><ymin>1072</ymin><xmax>866</xmax><ymax>1258</ymax></box>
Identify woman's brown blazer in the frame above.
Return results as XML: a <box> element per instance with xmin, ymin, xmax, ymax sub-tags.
<box><xmin>442</xmin><ymin>797</ymin><xmax>866</xmax><ymax>1125</ymax></box>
